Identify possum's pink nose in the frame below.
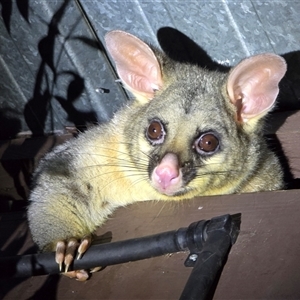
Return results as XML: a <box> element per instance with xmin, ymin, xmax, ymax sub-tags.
<box><xmin>152</xmin><ymin>153</ymin><xmax>182</xmax><ymax>195</ymax></box>
<box><xmin>155</xmin><ymin>163</ymin><xmax>179</xmax><ymax>189</ymax></box>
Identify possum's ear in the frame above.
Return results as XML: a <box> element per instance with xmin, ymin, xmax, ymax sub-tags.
<box><xmin>227</xmin><ymin>53</ymin><xmax>286</xmax><ymax>124</ymax></box>
<box><xmin>105</xmin><ymin>30</ymin><xmax>163</xmax><ymax>102</ymax></box>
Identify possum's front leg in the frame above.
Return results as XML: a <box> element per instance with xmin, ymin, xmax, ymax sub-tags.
<box><xmin>28</xmin><ymin>191</ymin><xmax>104</xmax><ymax>281</ymax></box>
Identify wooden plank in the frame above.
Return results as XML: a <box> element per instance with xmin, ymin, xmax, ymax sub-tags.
<box><xmin>1</xmin><ymin>189</ymin><xmax>300</xmax><ymax>299</ymax></box>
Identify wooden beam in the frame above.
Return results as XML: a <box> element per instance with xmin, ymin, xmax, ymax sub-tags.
<box><xmin>1</xmin><ymin>189</ymin><xmax>300</xmax><ymax>299</ymax></box>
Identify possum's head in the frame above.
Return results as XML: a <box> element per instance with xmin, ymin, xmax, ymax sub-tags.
<box><xmin>105</xmin><ymin>30</ymin><xmax>286</xmax><ymax>197</ymax></box>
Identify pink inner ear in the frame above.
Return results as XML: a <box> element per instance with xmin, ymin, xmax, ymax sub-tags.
<box><xmin>227</xmin><ymin>53</ymin><xmax>287</xmax><ymax>122</ymax></box>
<box><xmin>105</xmin><ymin>30</ymin><xmax>163</xmax><ymax>100</ymax></box>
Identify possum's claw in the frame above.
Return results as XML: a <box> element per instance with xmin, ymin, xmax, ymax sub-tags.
<box><xmin>77</xmin><ymin>235</ymin><xmax>92</xmax><ymax>260</ymax></box>
<box><xmin>64</xmin><ymin>238</ymin><xmax>80</xmax><ymax>272</ymax></box>
<box><xmin>55</xmin><ymin>240</ymin><xmax>66</xmax><ymax>271</ymax></box>
<box><xmin>55</xmin><ymin>235</ymin><xmax>93</xmax><ymax>280</ymax></box>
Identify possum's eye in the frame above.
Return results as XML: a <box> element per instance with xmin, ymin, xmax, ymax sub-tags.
<box><xmin>194</xmin><ymin>133</ymin><xmax>219</xmax><ymax>155</ymax></box>
<box><xmin>146</xmin><ymin>119</ymin><xmax>165</xmax><ymax>145</ymax></box>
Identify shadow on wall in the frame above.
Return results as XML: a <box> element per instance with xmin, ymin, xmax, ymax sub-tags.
<box><xmin>23</xmin><ymin>0</ymin><xmax>99</xmax><ymax>137</ymax></box>
<box><xmin>0</xmin><ymin>0</ymin><xmax>108</xmax><ymax>140</ymax></box>
<box><xmin>157</xmin><ymin>26</ymin><xmax>300</xmax><ymax>112</ymax></box>
<box><xmin>0</xmin><ymin>0</ymin><xmax>29</xmax><ymax>35</ymax></box>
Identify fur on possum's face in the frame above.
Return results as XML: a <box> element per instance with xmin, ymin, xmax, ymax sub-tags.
<box><xmin>145</xmin><ymin>119</ymin><xmax>222</xmax><ymax>197</ymax></box>
<box><xmin>138</xmin><ymin>78</ymin><xmax>228</xmax><ymax>197</ymax></box>
<box><xmin>105</xmin><ymin>30</ymin><xmax>287</xmax><ymax>196</ymax></box>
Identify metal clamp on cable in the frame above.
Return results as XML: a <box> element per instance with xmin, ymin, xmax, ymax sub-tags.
<box><xmin>180</xmin><ymin>213</ymin><xmax>241</xmax><ymax>300</ymax></box>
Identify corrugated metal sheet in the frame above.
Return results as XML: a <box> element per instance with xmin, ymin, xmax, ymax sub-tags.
<box><xmin>1</xmin><ymin>0</ymin><xmax>300</xmax><ymax>139</ymax></box>
<box><xmin>0</xmin><ymin>0</ymin><xmax>126</xmax><ymax>138</ymax></box>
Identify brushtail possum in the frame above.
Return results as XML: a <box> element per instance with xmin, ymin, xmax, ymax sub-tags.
<box><xmin>28</xmin><ymin>30</ymin><xmax>287</xmax><ymax>280</ymax></box>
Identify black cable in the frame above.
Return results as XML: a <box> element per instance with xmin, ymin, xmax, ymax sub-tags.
<box><xmin>0</xmin><ymin>213</ymin><xmax>241</xmax><ymax>284</ymax></box>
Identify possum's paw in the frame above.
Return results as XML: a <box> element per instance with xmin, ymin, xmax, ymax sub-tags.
<box><xmin>55</xmin><ymin>235</ymin><xmax>92</xmax><ymax>271</ymax></box>
<box><xmin>55</xmin><ymin>235</ymin><xmax>92</xmax><ymax>281</ymax></box>
<box><xmin>63</xmin><ymin>267</ymin><xmax>102</xmax><ymax>281</ymax></box>
<box><xmin>63</xmin><ymin>269</ymin><xmax>90</xmax><ymax>281</ymax></box>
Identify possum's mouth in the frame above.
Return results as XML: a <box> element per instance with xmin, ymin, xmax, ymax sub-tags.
<box><xmin>151</xmin><ymin>175</ymin><xmax>184</xmax><ymax>196</ymax></box>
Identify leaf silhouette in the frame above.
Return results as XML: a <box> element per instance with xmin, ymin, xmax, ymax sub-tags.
<box><xmin>38</xmin><ymin>34</ymin><xmax>57</xmax><ymax>75</ymax></box>
<box><xmin>0</xmin><ymin>0</ymin><xmax>12</xmax><ymax>34</ymax></box>
<box><xmin>55</xmin><ymin>95</ymin><xmax>98</xmax><ymax>126</ymax></box>
<box><xmin>67</xmin><ymin>73</ymin><xmax>85</xmax><ymax>102</ymax></box>
<box><xmin>16</xmin><ymin>0</ymin><xmax>29</xmax><ymax>23</ymax></box>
